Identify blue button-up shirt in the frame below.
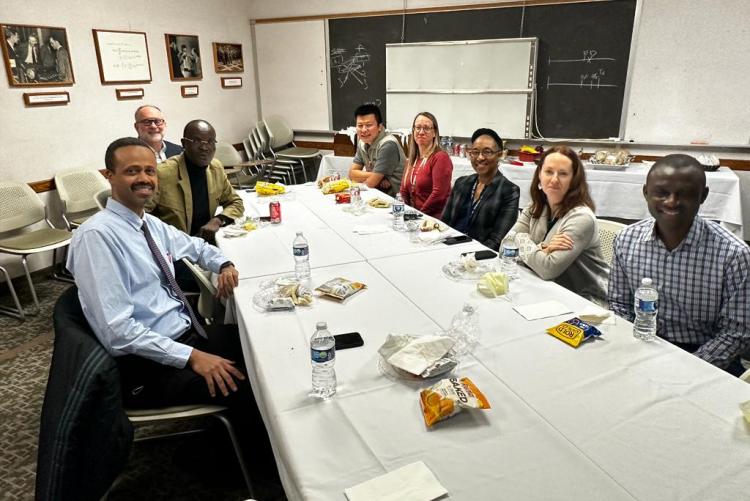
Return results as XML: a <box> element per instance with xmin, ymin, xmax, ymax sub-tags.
<box><xmin>67</xmin><ymin>198</ymin><xmax>230</xmax><ymax>368</ymax></box>
<box><xmin>608</xmin><ymin>216</ymin><xmax>750</xmax><ymax>369</ymax></box>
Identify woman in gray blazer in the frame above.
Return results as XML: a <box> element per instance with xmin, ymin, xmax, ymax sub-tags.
<box><xmin>510</xmin><ymin>146</ymin><xmax>609</xmax><ymax>303</ymax></box>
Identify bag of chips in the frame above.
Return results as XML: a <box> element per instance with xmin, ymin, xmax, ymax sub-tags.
<box><xmin>315</xmin><ymin>277</ymin><xmax>366</xmax><ymax>301</ymax></box>
<box><xmin>419</xmin><ymin>377</ymin><xmax>491</xmax><ymax>427</ymax></box>
<box><xmin>545</xmin><ymin>317</ymin><xmax>602</xmax><ymax>348</ymax></box>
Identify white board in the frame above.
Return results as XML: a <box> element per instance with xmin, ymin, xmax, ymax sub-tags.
<box><xmin>255</xmin><ymin>20</ymin><xmax>330</xmax><ymax>131</ymax></box>
<box><xmin>386</xmin><ymin>38</ymin><xmax>536</xmax><ymax>138</ymax></box>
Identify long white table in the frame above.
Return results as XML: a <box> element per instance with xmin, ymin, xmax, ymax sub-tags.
<box><xmin>221</xmin><ymin>184</ymin><xmax>750</xmax><ymax>500</ymax></box>
<box><xmin>317</xmin><ymin>153</ymin><xmax>744</xmax><ymax>237</ymax></box>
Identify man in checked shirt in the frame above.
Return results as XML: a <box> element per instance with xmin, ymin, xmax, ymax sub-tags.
<box><xmin>608</xmin><ymin>154</ymin><xmax>750</xmax><ymax>376</ymax></box>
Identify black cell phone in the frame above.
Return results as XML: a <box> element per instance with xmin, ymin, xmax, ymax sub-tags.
<box><xmin>461</xmin><ymin>249</ymin><xmax>498</xmax><ymax>260</ymax></box>
<box><xmin>258</xmin><ymin>215</ymin><xmax>272</xmax><ymax>222</ymax></box>
<box><xmin>443</xmin><ymin>235</ymin><xmax>472</xmax><ymax>245</ymax></box>
<box><xmin>334</xmin><ymin>332</ymin><xmax>364</xmax><ymax>350</ymax></box>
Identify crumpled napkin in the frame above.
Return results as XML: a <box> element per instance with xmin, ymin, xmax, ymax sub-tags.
<box><xmin>344</xmin><ymin>461</ymin><xmax>448</xmax><ymax>501</ymax></box>
<box><xmin>382</xmin><ymin>334</ymin><xmax>455</xmax><ymax>376</ymax></box>
<box><xmin>577</xmin><ymin>304</ymin><xmax>615</xmax><ymax>325</ymax></box>
<box><xmin>221</xmin><ymin>227</ymin><xmax>249</xmax><ymax>238</ymax></box>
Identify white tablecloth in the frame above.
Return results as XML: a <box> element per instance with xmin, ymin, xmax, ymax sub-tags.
<box><xmin>318</xmin><ymin>154</ymin><xmax>744</xmax><ymax>237</ymax></box>
<box><xmin>221</xmin><ymin>184</ymin><xmax>750</xmax><ymax>500</ymax></box>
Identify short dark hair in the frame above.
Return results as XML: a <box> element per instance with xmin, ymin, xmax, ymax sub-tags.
<box><xmin>649</xmin><ymin>154</ymin><xmax>705</xmax><ymax>185</ymax></box>
<box><xmin>471</xmin><ymin>128</ymin><xmax>504</xmax><ymax>151</ymax></box>
<box><xmin>104</xmin><ymin>137</ymin><xmax>151</xmax><ymax>171</ymax></box>
<box><xmin>354</xmin><ymin>104</ymin><xmax>383</xmax><ymax>124</ymax></box>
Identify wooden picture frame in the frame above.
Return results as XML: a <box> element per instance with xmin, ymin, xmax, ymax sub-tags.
<box><xmin>23</xmin><ymin>91</ymin><xmax>70</xmax><ymax>106</ymax></box>
<box><xmin>92</xmin><ymin>29</ymin><xmax>152</xmax><ymax>84</ymax></box>
<box><xmin>181</xmin><ymin>84</ymin><xmax>199</xmax><ymax>98</ymax></box>
<box><xmin>221</xmin><ymin>76</ymin><xmax>242</xmax><ymax>88</ymax></box>
<box><xmin>165</xmin><ymin>33</ymin><xmax>202</xmax><ymax>81</ymax></box>
<box><xmin>115</xmin><ymin>87</ymin><xmax>144</xmax><ymax>100</ymax></box>
<box><xmin>212</xmin><ymin>42</ymin><xmax>243</xmax><ymax>73</ymax></box>
<box><xmin>1</xmin><ymin>23</ymin><xmax>75</xmax><ymax>87</ymax></box>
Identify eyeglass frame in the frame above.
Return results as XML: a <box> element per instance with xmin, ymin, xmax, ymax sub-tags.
<box><xmin>182</xmin><ymin>137</ymin><xmax>218</xmax><ymax>148</ymax></box>
<box><xmin>466</xmin><ymin>148</ymin><xmax>501</xmax><ymax>158</ymax></box>
<box><xmin>137</xmin><ymin>118</ymin><xmax>165</xmax><ymax>127</ymax></box>
<box><xmin>413</xmin><ymin>125</ymin><xmax>435</xmax><ymax>133</ymax></box>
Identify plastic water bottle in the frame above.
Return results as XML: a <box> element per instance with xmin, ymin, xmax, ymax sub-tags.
<box><xmin>392</xmin><ymin>193</ymin><xmax>405</xmax><ymax>231</ymax></box>
<box><xmin>500</xmin><ymin>232</ymin><xmax>519</xmax><ymax>280</ymax></box>
<box><xmin>447</xmin><ymin>302</ymin><xmax>480</xmax><ymax>355</ymax></box>
<box><xmin>633</xmin><ymin>278</ymin><xmax>658</xmax><ymax>341</ymax></box>
<box><xmin>310</xmin><ymin>321</ymin><xmax>336</xmax><ymax>398</ymax></box>
<box><xmin>293</xmin><ymin>231</ymin><xmax>310</xmax><ymax>280</ymax></box>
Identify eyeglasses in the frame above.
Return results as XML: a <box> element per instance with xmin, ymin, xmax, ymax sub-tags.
<box><xmin>413</xmin><ymin>126</ymin><xmax>434</xmax><ymax>133</ymax></box>
<box><xmin>467</xmin><ymin>148</ymin><xmax>500</xmax><ymax>158</ymax></box>
<box><xmin>137</xmin><ymin>118</ymin><xmax>165</xmax><ymax>126</ymax></box>
<box><xmin>183</xmin><ymin>137</ymin><xmax>217</xmax><ymax>147</ymax></box>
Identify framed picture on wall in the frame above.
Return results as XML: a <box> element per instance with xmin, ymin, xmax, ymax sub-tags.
<box><xmin>212</xmin><ymin>42</ymin><xmax>243</xmax><ymax>73</ymax></box>
<box><xmin>165</xmin><ymin>33</ymin><xmax>202</xmax><ymax>80</ymax></box>
<box><xmin>92</xmin><ymin>29</ymin><xmax>152</xmax><ymax>84</ymax></box>
<box><xmin>1</xmin><ymin>23</ymin><xmax>75</xmax><ymax>87</ymax></box>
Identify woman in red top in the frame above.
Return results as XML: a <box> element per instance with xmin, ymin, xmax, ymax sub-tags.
<box><xmin>399</xmin><ymin>112</ymin><xmax>453</xmax><ymax>218</ymax></box>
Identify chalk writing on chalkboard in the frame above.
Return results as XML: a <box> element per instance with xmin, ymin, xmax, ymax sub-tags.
<box><xmin>546</xmin><ymin>50</ymin><xmax>618</xmax><ymax>90</ymax></box>
<box><xmin>330</xmin><ymin>45</ymin><xmax>370</xmax><ymax>89</ymax></box>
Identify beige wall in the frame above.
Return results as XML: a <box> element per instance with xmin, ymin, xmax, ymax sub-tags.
<box><xmin>0</xmin><ymin>0</ymin><xmax>257</xmax><ymax>184</ymax></box>
<box><xmin>0</xmin><ymin>0</ymin><xmax>257</xmax><ymax>278</ymax></box>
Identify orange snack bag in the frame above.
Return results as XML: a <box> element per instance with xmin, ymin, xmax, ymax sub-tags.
<box><xmin>419</xmin><ymin>377</ymin><xmax>491</xmax><ymax>427</ymax></box>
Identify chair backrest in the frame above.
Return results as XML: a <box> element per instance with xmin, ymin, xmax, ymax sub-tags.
<box><xmin>214</xmin><ymin>141</ymin><xmax>243</xmax><ymax>167</ymax></box>
<box><xmin>181</xmin><ymin>258</ymin><xmax>221</xmax><ymax>322</ymax></box>
<box><xmin>255</xmin><ymin>121</ymin><xmax>271</xmax><ymax>154</ymax></box>
<box><xmin>94</xmin><ymin>188</ymin><xmax>111</xmax><ymax>211</ymax></box>
<box><xmin>0</xmin><ymin>181</ymin><xmax>46</xmax><ymax>233</ymax></box>
<box><xmin>55</xmin><ymin>168</ymin><xmax>110</xmax><ymax>215</ymax></box>
<box><xmin>242</xmin><ymin>137</ymin><xmax>254</xmax><ymax>160</ymax></box>
<box><xmin>37</xmin><ymin>286</ymin><xmax>133</xmax><ymax>500</ymax></box>
<box><xmin>263</xmin><ymin>115</ymin><xmax>295</xmax><ymax>149</ymax></box>
<box><xmin>597</xmin><ymin>218</ymin><xmax>628</xmax><ymax>265</ymax></box>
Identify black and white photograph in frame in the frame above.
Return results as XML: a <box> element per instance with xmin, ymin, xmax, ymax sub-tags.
<box><xmin>165</xmin><ymin>33</ymin><xmax>201</xmax><ymax>80</ymax></box>
<box><xmin>1</xmin><ymin>23</ymin><xmax>75</xmax><ymax>86</ymax></box>
<box><xmin>213</xmin><ymin>42</ymin><xmax>243</xmax><ymax>73</ymax></box>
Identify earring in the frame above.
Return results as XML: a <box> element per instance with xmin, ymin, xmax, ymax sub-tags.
<box><xmin>537</xmin><ymin>183</ymin><xmax>542</xmax><ymax>189</ymax></box>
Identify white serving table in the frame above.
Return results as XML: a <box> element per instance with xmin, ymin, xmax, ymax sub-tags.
<box><xmin>317</xmin><ymin>153</ymin><xmax>744</xmax><ymax>237</ymax></box>
<box><xmin>219</xmin><ymin>180</ymin><xmax>750</xmax><ymax>500</ymax></box>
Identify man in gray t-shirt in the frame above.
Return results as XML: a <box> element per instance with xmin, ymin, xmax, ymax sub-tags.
<box><xmin>348</xmin><ymin>104</ymin><xmax>405</xmax><ymax>196</ymax></box>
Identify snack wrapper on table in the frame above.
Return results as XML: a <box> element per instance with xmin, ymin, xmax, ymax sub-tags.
<box><xmin>419</xmin><ymin>377</ymin><xmax>491</xmax><ymax>427</ymax></box>
<box><xmin>255</xmin><ymin>181</ymin><xmax>286</xmax><ymax>196</ymax></box>
<box><xmin>545</xmin><ymin>317</ymin><xmax>602</xmax><ymax>348</ymax></box>
<box><xmin>368</xmin><ymin>198</ymin><xmax>391</xmax><ymax>208</ymax></box>
<box><xmin>477</xmin><ymin>272</ymin><xmax>509</xmax><ymax>298</ymax></box>
<box><xmin>315</xmin><ymin>277</ymin><xmax>366</xmax><ymax>301</ymax></box>
<box><xmin>378</xmin><ymin>334</ymin><xmax>458</xmax><ymax>379</ymax></box>
<box><xmin>321</xmin><ymin>178</ymin><xmax>353</xmax><ymax>194</ymax></box>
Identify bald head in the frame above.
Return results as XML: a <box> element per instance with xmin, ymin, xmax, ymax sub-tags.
<box><xmin>182</xmin><ymin>119</ymin><xmax>216</xmax><ymax>166</ymax></box>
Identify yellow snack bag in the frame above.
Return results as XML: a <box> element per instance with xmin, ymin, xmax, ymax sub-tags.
<box><xmin>419</xmin><ymin>377</ymin><xmax>491</xmax><ymax>427</ymax></box>
<box><xmin>545</xmin><ymin>317</ymin><xmax>602</xmax><ymax>348</ymax></box>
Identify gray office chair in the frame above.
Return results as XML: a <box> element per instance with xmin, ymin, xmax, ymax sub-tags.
<box><xmin>54</xmin><ymin>168</ymin><xmax>110</xmax><ymax>230</ymax></box>
<box><xmin>255</xmin><ymin>121</ymin><xmax>307</xmax><ymax>184</ymax></box>
<box><xmin>0</xmin><ymin>182</ymin><xmax>73</xmax><ymax>320</ymax></box>
<box><xmin>263</xmin><ymin>115</ymin><xmax>322</xmax><ymax>184</ymax></box>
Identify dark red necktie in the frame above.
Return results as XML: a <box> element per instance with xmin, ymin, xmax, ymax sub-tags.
<box><xmin>142</xmin><ymin>222</ymin><xmax>207</xmax><ymax>339</ymax></box>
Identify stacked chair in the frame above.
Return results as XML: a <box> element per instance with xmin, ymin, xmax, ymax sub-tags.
<box><xmin>246</xmin><ymin>116</ymin><xmax>321</xmax><ymax>185</ymax></box>
<box><xmin>54</xmin><ymin>168</ymin><xmax>110</xmax><ymax>230</ymax></box>
<box><xmin>0</xmin><ymin>182</ymin><xmax>73</xmax><ymax>320</ymax></box>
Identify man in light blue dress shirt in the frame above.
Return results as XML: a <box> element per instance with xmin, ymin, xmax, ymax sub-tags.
<box><xmin>67</xmin><ymin>137</ymin><xmax>247</xmax><ymax>407</ymax></box>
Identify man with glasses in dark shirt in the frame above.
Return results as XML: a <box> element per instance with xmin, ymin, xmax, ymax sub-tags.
<box><xmin>146</xmin><ymin>119</ymin><xmax>244</xmax><ymax>245</ymax></box>
<box><xmin>134</xmin><ymin>104</ymin><xmax>183</xmax><ymax>162</ymax></box>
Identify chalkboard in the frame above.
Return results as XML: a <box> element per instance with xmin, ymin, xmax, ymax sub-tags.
<box><xmin>329</xmin><ymin>0</ymin><xmax>636</xmax><ymax>139</ymax></box>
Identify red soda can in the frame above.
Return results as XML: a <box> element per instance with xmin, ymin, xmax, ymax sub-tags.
<box><xmin>269</xmin><ymin>200</ymin><xmax>281</xmax><ymax>224</ymax></box>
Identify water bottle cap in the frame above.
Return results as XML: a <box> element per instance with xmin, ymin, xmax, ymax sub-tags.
<box><xmin>641</xmin><ymin>277</ymin><xmax>652</xmax><ymax>286</ymax></box>
<box><xmin>462</xmin><ymin>303</ymin><xmax>476</xmax><ymax>314</ymax></box>
<box><xmin>316</xmin><ymin>321</ymin><xmax>327</xmax><ymax>330</ymax></box>
<box><xmin>296</xmin><ymin>231</ymin><xmax>303</xmax><ymax>236</ymax></box>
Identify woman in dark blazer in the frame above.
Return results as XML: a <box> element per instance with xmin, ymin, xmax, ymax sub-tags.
<box><xmin>441</xmin><ymin>128</ymin><xmax>520</xmax><ymax>251</ymax></box>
